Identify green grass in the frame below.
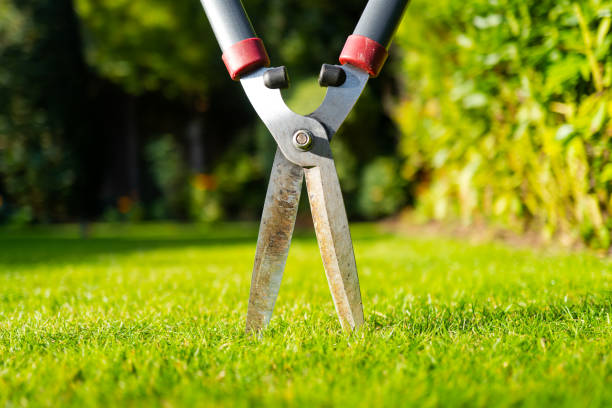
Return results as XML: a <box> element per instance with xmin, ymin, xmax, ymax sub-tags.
<box><xmin>1</xmin><ymin>222</ymin><xmax>611</xmax><ymax>407</ymax></box>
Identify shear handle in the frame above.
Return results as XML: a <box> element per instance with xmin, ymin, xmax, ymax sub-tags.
<box><xmin>200</xmin><ymin>0</ymin><xmax>257</xmax><ymax>51</ymax></box>
<box><xmin>353</xmin><ymin>0</ymin><xmax>411</xmax><ymax>49</ymax></box>
<box><xmin>200</xmin><ymin>0</ymin><xmax>270</xmax><ymax>80</ymax></box>
<box><xmin>340</xmin><ymin>0</ymin><xmax>411</xmax><ymax>77</ymax></box>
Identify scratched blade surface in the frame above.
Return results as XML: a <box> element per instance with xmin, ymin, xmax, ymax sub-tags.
<box><xmin>246</xmin><ymin>148</ymin><xmax>304</xmax><ymax>333</ymax></box>
<box><xmin>304</xmin><ymin>149</ymin><xmax>364</xmax><ymax>331</ymax></box>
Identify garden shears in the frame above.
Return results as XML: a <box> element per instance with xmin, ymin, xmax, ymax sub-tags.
<box><xmin>200</xmin><ymin>0</ymin><xmax>409</xmax><ymax>332</ymax></box>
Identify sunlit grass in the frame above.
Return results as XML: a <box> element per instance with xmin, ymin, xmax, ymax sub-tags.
<box><xmin>1</xmin><ymin>223</ymin><xmax>611</xmax><ymax>407</ymax></box>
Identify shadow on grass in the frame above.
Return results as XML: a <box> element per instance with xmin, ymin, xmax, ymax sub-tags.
<box><xmin>0</xmin><ymin>223</ymin><xmax>255</xmax><ymax>268</ymax></box>
<box><xmin>0</xmin><ymin>236</ymin><xmax>257</xmax><ymax>269</ymax></box>
<box><xmin>0</xmin><ymin>222</ymin><xmax>392</xmax><ymax>269</ymax></box>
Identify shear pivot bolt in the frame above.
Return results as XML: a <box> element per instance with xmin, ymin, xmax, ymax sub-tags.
<box><xmin>293</xmin><ymin>130</ymin><xmax>313</xmax><ymax>151</ymax></box>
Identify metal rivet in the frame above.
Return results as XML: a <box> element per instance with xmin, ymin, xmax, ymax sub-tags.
<box><xmin>292</xmin><ymin>130</ymin><xmax>313</xmax><ymax>151</ymax></box>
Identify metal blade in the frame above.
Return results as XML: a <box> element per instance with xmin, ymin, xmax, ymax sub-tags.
<box><xmin>309</xmin><ymin>64</ymin><xmax>369</xmax><ymax>140</ymax></box>
<box><xmin>246</xmin><ymin>148</ymin><xmax>303</xmax><ymax>334</ymax></box>
<box><xmin>304</xmin><ymin>149</ymin><xmax>364</xmax><ymax>331</ymax></box>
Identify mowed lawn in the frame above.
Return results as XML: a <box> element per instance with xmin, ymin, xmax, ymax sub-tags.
<box><xmin>1</xmin><ymin>223</ymin><xmax>611</xmax><ymax>407</ymax></box>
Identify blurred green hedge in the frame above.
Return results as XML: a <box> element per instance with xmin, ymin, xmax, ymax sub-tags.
<box><xmin>395</xmin><ymin>0</ymin><xmax>612</xmax><ymax>248</ymax></box>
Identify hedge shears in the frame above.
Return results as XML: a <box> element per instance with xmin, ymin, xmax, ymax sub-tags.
<box><xmin>200</xmin><ymin>0</ymin><xmax>410</xmax><ymax>333</ymax></box>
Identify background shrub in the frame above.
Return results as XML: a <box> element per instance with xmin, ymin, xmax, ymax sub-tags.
<box><xmin>395</xmin><ymin>0</ymin><xmax>612</xmax><ymax>248</ymax></box>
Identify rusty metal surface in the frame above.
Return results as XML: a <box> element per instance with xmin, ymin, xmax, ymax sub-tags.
<box><xmin>240</xmin><ymin>65</ymin><xmax>368</xmax><ymax>333</ymax></box>
<box><xmin>304</xmin><ymin>143</ymin><xmax>364</xmax><ymax>331</ymax></box>
<box><xmin>246</xmin><ymin>149</ymin><xmax>304</xmax><ymax>333</ymax></box>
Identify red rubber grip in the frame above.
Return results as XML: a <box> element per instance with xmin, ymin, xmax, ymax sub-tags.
<box><xmin>222</xmin><ymin>38</ymin><xmax>270</xmax><ymax>81</ymax></box>
<box><xmin>339</xmin><ymin>34</ymin><xmax>388</xmax><ymax>77</ymax></box>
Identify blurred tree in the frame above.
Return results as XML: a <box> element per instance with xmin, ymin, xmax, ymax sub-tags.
<box><xmin>0</xmin><ymin>0</ymin><xmax>100</xmax><ymax>223</ymax></box>
<box><xmin>75</xmin><ymin>0</ymin><xmax>220</xmax><ymax>97</ymax></box>
<box><xmin>75</xmin><ymin>0</ymin><xmax>223</xmax><ymax>209</ymax></box>
<box><xmin>75</xmin><ymin>0</ymin><xmax>403</xmax><ymax>220</ymax></box>
<box><xmin>0</xmin><ymin>0</ymin><xmax>405</xmax><ymax>223</ymax></box>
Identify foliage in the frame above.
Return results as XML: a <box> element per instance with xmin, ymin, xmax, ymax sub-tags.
<box><xmin>395</xmin><ymin>0</ymin><xmax>612</xmax><ymax>248</ymax></box>
<box><xmin>0</xmin><ymin>0</ymin><xmax>402</xmax><ymax>224</ymax></box>
<box><xmin>73</xmin><ymin>0</ymin><xmax>366</xmax><ymax>96</ymax></box>
<box><xmin>144</xmin><ymin>135</ymin><xmax>225</xmax><ymax>222</ymax></box>
<box><xmin>74</xmin><ymin>0</ymin><xmax>219</xmax><ymax>98</ymax></box>
<box><xmin>358</xmin><ymin>157</ymin><xmax>407</xmax><ymax>219</ymax></box>
<box><xmin>0</xmin><ymin>0</ymin><xmax>94</xmax><ymax>222</ymax></box>
<box><xmin>0</xmin><ymin>223</ymin><xmax>611</xmax><ymax>406</ymax></box>
<box><xmin>188</xmin><ymin>174</ymin><xmax>223</xmax><ymax>223</ymax></box>
<box><xmin>145</xmin><ymin>135</ymin><xmax>190</xmax><ymax>219</ymax></box>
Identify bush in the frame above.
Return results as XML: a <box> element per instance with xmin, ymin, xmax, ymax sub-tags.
<box><xmin>395</xmin><ymin>0</ymin><xmax>612</xmax><ymax>248</ymax></box>
<box><xmin>358</xmin><ymin>157</ymin><xmax>407</xmax><ymax>219</ymax></box>
<box><xmin>145</xmin><ymin>135</ymin><xmax>190</xmax><ymax>219</ymax></box>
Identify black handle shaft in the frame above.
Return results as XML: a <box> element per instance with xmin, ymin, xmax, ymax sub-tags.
<box><xmin>353</xmin><ymin>0</ymin><xmax>410</xmax><ymax>49</ymax></box>
<box><xmin>200</xmin><ymin>0</ymin><xmax>257</xmax><ymax>51</ymax></box>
